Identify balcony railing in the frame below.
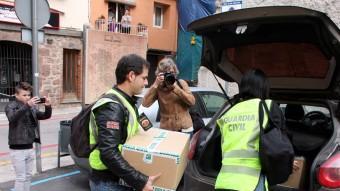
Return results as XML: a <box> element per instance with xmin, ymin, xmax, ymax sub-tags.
<box><xmin>94</xmin><ymin>19</ymin><xmax>148</xmax><ymax>36</ymax></box>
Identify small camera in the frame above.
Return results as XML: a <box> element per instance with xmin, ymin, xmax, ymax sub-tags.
<box><xmin>37</xmin><ymin>97</ymin><xmax>46</xmax><ymax>104</ymax></box>
<box><xmin>163</xmin><ymin>72</ymin><xmax>176</xmax><ymax>85</ymax></box>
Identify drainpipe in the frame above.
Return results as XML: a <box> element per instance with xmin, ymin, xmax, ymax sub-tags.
<box><xmin>82</xmin><ymin>24</ymin><xmax>89</xmax><ymax>107</ymax></box>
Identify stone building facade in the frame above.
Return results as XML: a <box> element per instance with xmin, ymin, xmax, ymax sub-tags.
<box><xmin>0</xmin><ymin>24</ymin><xmax>83</xmax><ymax>109</ymax></box>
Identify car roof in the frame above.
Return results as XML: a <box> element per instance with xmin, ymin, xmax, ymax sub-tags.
<box><xmin>188</xmin><ymin>6</ymin><xmax>340</xmax><ymax>99</ymax></box>
<box><xmin>138</xmin><ymin>86</ymin><xmax>223</xmax><ymax>97</ymax></box>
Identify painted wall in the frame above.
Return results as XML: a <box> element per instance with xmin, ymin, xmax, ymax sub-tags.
<box><xmin>85</xmin><ymin>30</ymin><xmax>148</xmax><ymax>103</ymax></box>
<box><xmin>3</xmin><ymin>0</ymin><xmax>90</xmax><ymax>30</ymax></box>
<box><xmin>89</xmin><ymin>0</ymin><xmax>107</xmax><ymax>26</ymax></box>
<box><xmin>48</xmin><ymin>0</ymin><xmax>90</xmax><ymax>30</ymax></box>
<box><xmin>89</xmin><ymin>0</ymin><xmax>178</xmax><ymax>52</ymax></box>
<box><xmin>134</xmin><ymin>0</ymin><xmax>178</xmax><ymax>52</ymax></box>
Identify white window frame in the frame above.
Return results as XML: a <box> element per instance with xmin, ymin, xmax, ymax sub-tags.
<box><xmin>153</xmin><ymin>5</ymin><xmax>163</xmax><ymax>28</ymax></box>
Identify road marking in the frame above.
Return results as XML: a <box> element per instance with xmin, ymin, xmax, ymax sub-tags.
<box><xmin>10</xmin><ymin>170</ymin><xmax>81</xmax><ymax>190</ymax></box>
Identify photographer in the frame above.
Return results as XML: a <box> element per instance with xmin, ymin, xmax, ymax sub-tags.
<box><xmin>142</xmin><ymin>57</ymin><xmax>195</xmax><ymax>134</ymax></box>
<box><xmin>5</xmin><ymin>82</ymin><xmax>52</xmax><ymax>191</ymax></box>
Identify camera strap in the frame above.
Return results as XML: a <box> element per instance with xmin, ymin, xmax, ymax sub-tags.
<box><xmin>176</xmin><ymin>79</ymin><xmax>183</xmax><ymax>89</ymax></box>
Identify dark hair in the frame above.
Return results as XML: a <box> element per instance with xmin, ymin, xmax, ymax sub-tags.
<box><xmin>239</xmin><ymin>69</ymin><xmax>269</xmax><ymax>100</ymax></box>
<box><xmin>336</xmin><ymin>103</ymin><xmax>340</xmax><ymax>120</ymax></box>
<box><xmin>115</xmin><ymin>54</ymin><xmax>150</xmax><ymax>84</ymax></box>
<box><xmin>15</xmin><ymin>82</ymin><xmax>33</xmax><ymax>94</ymax></box>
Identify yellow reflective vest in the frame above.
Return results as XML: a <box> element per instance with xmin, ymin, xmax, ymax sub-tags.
<box><xmin>215</xmin><ymin>98</ymin><xmax>271</xmax><ymax>191</ymax></box>
<box><xmin>89</xmin><ymin>89</ymin><xmax>139</xmax><ymax>170</ymax></box>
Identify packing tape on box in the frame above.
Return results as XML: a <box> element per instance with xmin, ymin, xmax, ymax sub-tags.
<box><xmin>144</xmin><ymin>131</ymin><xmax>169</xmax><ymax>164</ymax></box>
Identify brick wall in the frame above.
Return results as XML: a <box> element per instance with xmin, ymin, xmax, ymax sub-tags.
<box><xmin>85</xmin><ymin>30</ymin><xmax>148</xmax><ymax>104</ymax></box>
<box><xmin>40</xmin><ymin>34</ymin><xmax>83</xmax><ymax>107</ymax></box>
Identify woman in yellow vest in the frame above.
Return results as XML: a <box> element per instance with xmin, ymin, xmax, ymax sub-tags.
<box><xmin>215</xmin><ymin>69</ymin><xmax>286</xmax><ymax>191</ymax></box>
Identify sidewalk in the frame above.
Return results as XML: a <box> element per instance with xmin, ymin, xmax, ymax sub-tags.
<box><xmin>0</xmin><ymin>165</ymin><xmax>89</xmax><ymax>191</ymax></box>
<box><xmin>0</xmin><ymin>106</ymin><xmax>82</xmax><ymax>185</ymax></box>
<box><xmin>0</xmin><ymin>106</ymin><xmax>82</xmax><ymax>125</ymax></box>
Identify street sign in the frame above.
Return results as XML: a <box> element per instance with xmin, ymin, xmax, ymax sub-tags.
<box><xmin>21</xmin><ymin>28</ymin><xmax>44</xmax><ymax>43</ymax></box>
<box><xmin>14</xmin><ymin>0</ymin><xmax>50</xmax><ymax>29</ymax></box>
<box><xmin>221</xmin><ymin>0</ymin><xmax>242</xmax><ymax>12</ymax></box>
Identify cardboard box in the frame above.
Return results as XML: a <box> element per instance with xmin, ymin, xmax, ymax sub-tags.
<box><xmin>279</xmin><ymin>156</ymin><xmax>306</xmax><ymax>189</ymax></box>
<box><xmin>122</xmin><ymin>128</ymin><xmax>190</xmax><ymax>191</ymax></box>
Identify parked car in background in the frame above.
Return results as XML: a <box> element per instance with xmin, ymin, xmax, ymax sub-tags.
<box><xmin>138</xmin><ymin>87</ymin><xmax>227</xmax><ymax>128</ymax></box>
<box><xmin>184</xmin><ymin>6</ymin><xmax>340</xmax><ymax>191</ymax></box>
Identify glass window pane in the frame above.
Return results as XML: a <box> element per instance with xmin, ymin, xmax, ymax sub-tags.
<box><xmin>200</xmin><ymin>93</ymin><xmax>226</xmax><ymax>117</ymax></box>
<box><xmin>154</xmin><ymin>6</ymin><xmax>162</xmax><ymax>26</ymax></box>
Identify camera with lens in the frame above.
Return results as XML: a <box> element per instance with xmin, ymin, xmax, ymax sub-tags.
<box><xmin>163</xmin><ymin>72</ymin><xmax>176</xmax><ymax>85</ymax></box>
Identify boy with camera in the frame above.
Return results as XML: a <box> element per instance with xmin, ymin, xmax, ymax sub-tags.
<box><xmin>142</xmin><ymin>57</ymin><xmax>195</xmax><ymax>134</ymax></box>
<box><xmin>5</xmin><ymin>82</ymin><xmax>52</xmax><ymax>191</ymax></box>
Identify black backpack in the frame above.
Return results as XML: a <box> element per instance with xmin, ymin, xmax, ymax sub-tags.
<box><xmin>259</xmin><ymin>100</ymin><xmax>294</xmax><ymax>186</ymax></box>
<box><xmin>70</xmin><ymin>94</ymin><xmax>121</xmax><ymax>158</ymax></box>
<box><xmin>70</xmin><ymin>102</ymin><xmax>96</xmax><ymax>158</ymax></box>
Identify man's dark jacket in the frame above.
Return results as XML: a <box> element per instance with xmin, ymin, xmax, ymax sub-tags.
<box><xmin>6</xmin><ymin>99</ymin><xmax>52</xmax><ymax>147</ymax></box>
<box><xmin>90</xmin><ymin>87</ymin><xmax>148</xmax><ymax>190</ymax></box>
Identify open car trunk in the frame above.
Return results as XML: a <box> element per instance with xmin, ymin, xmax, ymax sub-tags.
<box><xmin>186</xmin><ymin>6</ymin><xmax>340</xmax><ymax>190</ymax></box>
<box><xmin>194</xmin><ymin>99</ymin><xmax>334</xmax><ymax>191</ymax></box>
<box><xmin>188</xmin><ymin>6</ymin><xmax>340</xmax><ymax>100</ymax></box>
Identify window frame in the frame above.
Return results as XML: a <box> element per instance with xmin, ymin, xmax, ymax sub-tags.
<box><xmin>153</xmin><ymin>5</ymin><xmax>164</xmax><ymax>28</ymax></box>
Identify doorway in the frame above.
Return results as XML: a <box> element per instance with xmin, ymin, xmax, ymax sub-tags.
<box><xmin>0</xmin><ymin>41</ymin><xmax>32</xmax><ymax>111</ymax></box>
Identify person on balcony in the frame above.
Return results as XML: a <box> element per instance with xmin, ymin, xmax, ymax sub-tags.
<box><xmin>121</xmin><ymin>9</ymin><xmax>131</xmax><ymax>34</ymax></box>
<box><xmin>108</xmin><ymin>15</ymin><xmax>116</xmax><ymax>32</ymax></box>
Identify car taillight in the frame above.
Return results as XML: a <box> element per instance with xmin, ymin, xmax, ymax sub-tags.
<box><xmin>318</xmin><ymin>152</ymin><xmax>340</xmax><ymax>188</ymax></box>
<box><xmin>187</xmin><ymin>129</ymin><xmax>202</xmax><ymax>160</ymax></box>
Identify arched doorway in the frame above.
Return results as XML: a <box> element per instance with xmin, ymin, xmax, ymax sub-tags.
<box><xmin>0</xmin><ymin>41</ymin><xmax>32</xmax><ymax>112</ymax></box>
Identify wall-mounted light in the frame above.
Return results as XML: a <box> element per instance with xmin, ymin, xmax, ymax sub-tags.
<box><xmin>47</xmin><ymin>38</ymin><xmax>53</xmax><ymax>44</ymax></box>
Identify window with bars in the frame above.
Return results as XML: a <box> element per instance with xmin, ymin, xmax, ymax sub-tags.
<box><xmin>63</xmin><ymin>49</ymin><xmax>80</xmax><ymax>100</ymax></box>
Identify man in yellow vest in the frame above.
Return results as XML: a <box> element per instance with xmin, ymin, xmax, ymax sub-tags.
<box><xmin>215</xmin><ymin>69</ymin><xmax>289</xmax><ymax>191</ymax></box>
<box><xmin>88</xmin><ymin>54</ymin><xmax>160</xmax><ymax>191</ymax></box>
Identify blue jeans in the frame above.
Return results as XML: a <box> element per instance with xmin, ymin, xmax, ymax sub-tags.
<box><xmin>89</xmin><ymin>179</ymin><xmax>134</xmax><ymax>191</ymax></box>
<box><xmin>254</xmin><ymin>174</ymin><xmax>266</xmax><ymax>191</ymax></box>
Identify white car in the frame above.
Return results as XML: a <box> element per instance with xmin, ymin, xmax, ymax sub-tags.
<box><xmin>138</xmin><ymin>87</ymin><xmax>227</xmax><ymax>128</ymax></box>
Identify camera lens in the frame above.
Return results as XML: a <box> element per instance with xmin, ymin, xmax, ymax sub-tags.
<box><xmin>164</xmin><ymin>72</ymin><xmax>176</xmax><ymax>85</ymax></box>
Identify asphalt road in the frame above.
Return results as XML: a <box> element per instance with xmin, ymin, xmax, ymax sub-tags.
<box><xmin>0</xmin><ymin>165</ymin><xmax>90</xmax><ymax>191</ymax></box>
